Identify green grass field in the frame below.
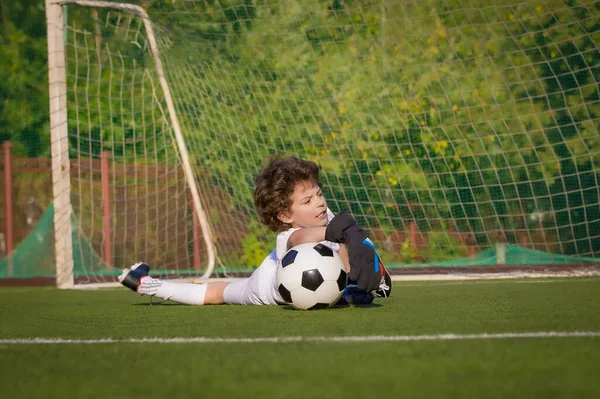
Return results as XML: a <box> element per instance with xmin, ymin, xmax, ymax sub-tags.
<box><xmin>1</xmin><ymin>277</ymin><xmax>599</xmax><ymax>398</ymax></box>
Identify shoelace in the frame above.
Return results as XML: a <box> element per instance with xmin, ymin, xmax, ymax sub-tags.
<box><xmin>139</xmin><ymin>276</ymin><xmax>162</xmax><ymax>289</ymax></box>
<box><xmin>375</xmin><ymin>277</ymin><xmax>390</xmax><ymax>298</ymax></box>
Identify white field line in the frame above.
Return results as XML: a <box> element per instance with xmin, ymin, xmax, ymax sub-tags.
<box><xmin>398</xmin><ymin>277</ymin><xmax>600</xmax><ymax>288</ymax></box>
<box><xmin>390</xmin><ymin>270</ymin><xmax>600</xmax><ymax>281</ymax></box>
<box><xmin>1</xmin><ymin>331</ymin><xmax>599</xmax><ymax>345</ymax></box>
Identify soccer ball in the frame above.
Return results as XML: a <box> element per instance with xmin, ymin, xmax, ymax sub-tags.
<box><xmin>276</xmin><ymin>242</ymin><xmax>348</xmax><ymax>310</ymax></box>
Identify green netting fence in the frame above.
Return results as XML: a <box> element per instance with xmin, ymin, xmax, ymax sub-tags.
<box><xmin>407</xmin><ymin>244</ymin><xmax>600</xmax><ymax>268</ymax></box>
<box><xmin>0</xmin><ymin>203</ymin><xmax>109</xmax><ymax>279</ymax></box>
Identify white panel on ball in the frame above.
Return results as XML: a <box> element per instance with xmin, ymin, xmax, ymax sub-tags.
<box><xmin>314</xmin><ymin>281</ymin><xmax>343</xmax><ymax>304</ymax></box>
<box><xmin>318</xmin><ymin>256</ymin><xmax>346</xmax><ymax>281</ymax></box>
<box><xmin>290</xmin><ymin>287</ymin><xmax>321</xmax><ymax>310</ymax></box>
<box><xmin>276</xmin><ymin>262</ymin><xmax>303</xmax><ymax>292</ymax></box>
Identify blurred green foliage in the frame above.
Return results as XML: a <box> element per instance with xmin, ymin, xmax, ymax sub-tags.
<box><xmin>0</xmin><ymin>0</ymin><xmax>50</xmax><ymax>156</ymax></box>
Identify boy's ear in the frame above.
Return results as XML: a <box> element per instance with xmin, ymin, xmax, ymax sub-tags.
<box><xmin>277</xmin><ymin>212</ymin><xmax>293</xmax><ymax>225</ymax></box>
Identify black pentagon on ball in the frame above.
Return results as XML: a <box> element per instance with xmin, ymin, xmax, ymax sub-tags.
<box><xmin>312</xmin><ymin>243</ymin><xmax>334</xmax><ymax>257</ymax></box>
<box><xmin>277</xmin><ymin>284</ymin><xmax>293</xmax><ymax>303</ymax></box>
<box><xmin>308</xmin><ymin>303</ymin><xmax>330</xmax><ymax>310</ymax></box>
<box><xmin>337</xmin><ymin>269</ymin><xmax>348</xmax><ymax>291</ymax></box>
<box><xmin>301</xmin><ymin>269</ymin><xmax>324</xmax><ymax>291</ymax></box>
<box><xmin>281</xmin><ymin>250</ymin><xmax>298</xmax><ymax>268</ymax></box>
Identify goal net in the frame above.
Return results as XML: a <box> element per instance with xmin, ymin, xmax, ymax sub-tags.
<box><xmin>41</xmin><ymin>0</ymin><xmax>600</xmax><ymax>286</ymax></box>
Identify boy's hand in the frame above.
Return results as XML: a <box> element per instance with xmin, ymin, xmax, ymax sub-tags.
<box><xmin>325</xmin><ymin>212</ymin><xmax>382</xmax><ymax>292</ymax></box>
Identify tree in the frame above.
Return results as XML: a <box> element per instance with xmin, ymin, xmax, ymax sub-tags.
<box><xmin>0</xmin><ymin>0</ymin><xmax>49</xmax><ymax>156</ymax></box>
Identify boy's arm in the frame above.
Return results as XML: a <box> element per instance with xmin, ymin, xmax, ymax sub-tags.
<box><xmin>287</xmin><ymin>227</ymin><xmax>326</xmax><ymax>249</ymax></box>
<box><xmin>338</xmin><ymin>244</ymin><xmax>350</xmax><ymax>273</ymax></box>
<box><xmin>287</xmin><ymin>228</ymin><xmax>350</xmax><ymax>272</ymax></box>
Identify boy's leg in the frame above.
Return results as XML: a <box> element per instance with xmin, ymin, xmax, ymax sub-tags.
<box><xmin>120</xmin><ymin>250</ymin><xmax>281</xmax><ymax>306</ymax></box>
<box><xmin>151</xmin><ymin>280</ymin><xmax>229</xmax><ymax>305</ymax></box>
<box><xmin>222</xmin><ymin>251</ymin><xmax>282</xmax><ymax>305</ymax></box>
<box><xmin>222</xmin><ymin>277</ymin><xmax>262</xmax><ymax>305</ymax></box>
<box><xmin>119</xmin><ymin>263</ymin><xmax>229</xmax><ymax>305</ymax></box>
<box><xmin>205</xmin><ymin>282</ymin><xmax>230</xmax><ymax>304</ymax></box>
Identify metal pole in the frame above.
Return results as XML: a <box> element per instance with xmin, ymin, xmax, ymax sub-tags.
<box><xmin>46</xmin><ymin>0</ymin><xmax>75</xmax><ymax>288</ymax></box>
<box><xmin>3</xmin><ymin>142</ymin><xmax>14</xmax><ymax>275</ymax></box>
<box><xmin>101</xmin><ymin>151</ymin><xmax>112</xmax><ymax>267</ymax></box>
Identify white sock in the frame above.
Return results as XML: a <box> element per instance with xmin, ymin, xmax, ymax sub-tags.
<box><xmin>153</xmin><ymin>281</ymin><xmax>207</xmax><ymax>305</ymax></box>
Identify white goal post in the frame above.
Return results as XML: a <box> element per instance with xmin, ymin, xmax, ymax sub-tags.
<box><xmin>45</xmin><ymin>0</ymin><xmax>216</xmax><ymax>288</ymax></box>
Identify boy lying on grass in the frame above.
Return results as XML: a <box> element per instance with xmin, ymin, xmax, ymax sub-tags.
<box><xmin>119</xmin><ymin>156</ymin><xmax>391</xmax><ymax>306</ymax></box>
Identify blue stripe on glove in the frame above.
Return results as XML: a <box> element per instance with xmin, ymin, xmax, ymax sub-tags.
<box><xmin>361</xmin><ymin>238</ymin><xmax>379</xmax><ymax>273</ymax></box>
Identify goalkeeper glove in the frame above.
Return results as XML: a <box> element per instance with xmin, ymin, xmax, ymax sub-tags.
<box><xmin>325</xmin><ymin>212</ymin><xmax>383</xmax><ymax>292</ymax></box>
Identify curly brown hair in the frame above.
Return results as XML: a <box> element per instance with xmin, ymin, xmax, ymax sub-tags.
<box><xmin>254</xmin><ymin>156</ymin><xmax>322</xmax><ymax>232</ymax></box>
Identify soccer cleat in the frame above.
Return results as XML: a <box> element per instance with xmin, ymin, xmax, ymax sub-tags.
<box><xmin>374</xmin><ymin>262</ymin><xmax>392</xmax><ymax>298</ymax></box>
<box><xmin>338</xmin><ymin>261</ymin><xmax>391</xmax><ymax>305</ymax></box>
<box><xmin>340</xmin><ymin>282</ymin><xmax>374</xmax><ymax>305</ymax></box>
<box><xmin>118</xmin><ymin>262</ymin><xmax>150</xmax><ymax>292</ymax></box>
<box><xmin>344</xmin><ymin>284</ymin><xmax>374</xmax><ymax>305</ymax></box>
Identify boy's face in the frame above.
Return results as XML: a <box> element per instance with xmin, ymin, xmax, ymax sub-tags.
<box><xmin>278</xmin><ymin>180</ymin><xmax>328</xmax><ymax>229</ymax></box>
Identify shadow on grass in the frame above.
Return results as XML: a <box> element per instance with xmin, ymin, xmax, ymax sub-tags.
<box><xmin>279</xmin><ymin>303</ymin><xmax>383</xmax><ymax>311</ymax></box>
<box><xmin>133</xmin><ymin>300</ymin><xmax>182</xmax><ymax>306</ymax></box>
<box><xmin>350</xmin><ymin>303</ymin><xmax>383</xmax><ymax>309</ymax></box>
<box><xmin>132</xmin><ymin>300</ymin><xmax>384</xmax><ymax>309</ymax></box>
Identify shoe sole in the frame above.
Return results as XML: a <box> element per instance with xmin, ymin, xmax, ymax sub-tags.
<box><xmin>121</xmin><ymin>264</ymin><xmax>150</xmax><ymax>292</ymax></box>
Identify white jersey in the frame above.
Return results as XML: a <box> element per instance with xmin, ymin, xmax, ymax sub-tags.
<box><xmin>222</xmin><ymin>208</ymin><xmax>340</xmax><ymax>305</ymax></box>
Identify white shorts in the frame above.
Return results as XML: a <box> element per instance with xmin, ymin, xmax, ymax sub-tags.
<box><xmin>222</xmin><ymin>251</ymin><xmax>284</xmax><ymax>306</ymax></box>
